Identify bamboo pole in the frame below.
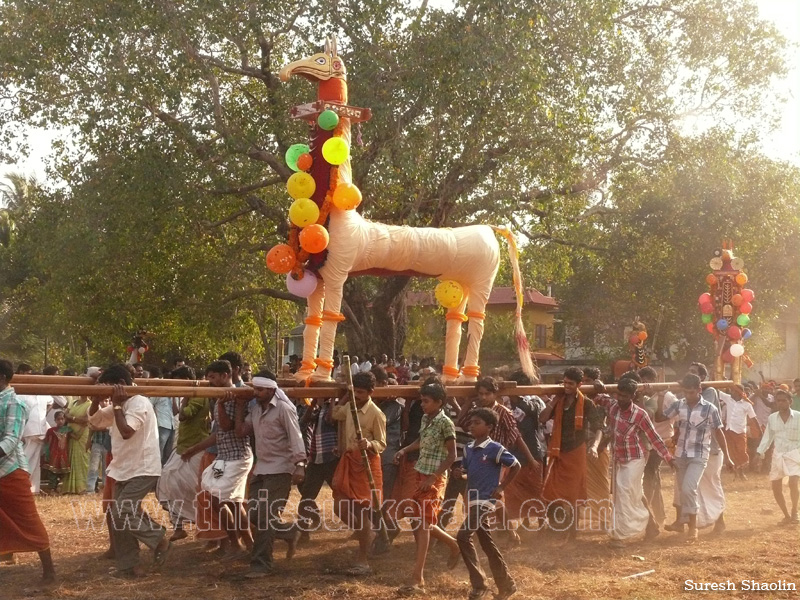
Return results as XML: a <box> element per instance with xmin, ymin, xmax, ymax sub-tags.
<box><xmin>341</xmin><ymin>356</ymin><xmax>388</xmax><ymax>546</ymax></box>
<box><xmin>9</xmin><ymin>380</ymin><xmax>735</xmax><ymax>399</ymax></box>
<box><xmin>12</xmin><ymin>375</ymin><xmax>210</xmax><ymax>387</ymax></box>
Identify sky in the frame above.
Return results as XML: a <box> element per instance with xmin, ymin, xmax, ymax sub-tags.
<box><xmin>1</xmin><ymin>0</ymin><xmax>798</xmax><ymax>184</ymax></box>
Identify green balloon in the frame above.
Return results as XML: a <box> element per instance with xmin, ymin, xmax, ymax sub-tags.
<box><xmin>285</xmin><ymin>143</ymin><xmax>310</xmax><ymax>172</ymax></box>
<box><xmin>736</xmin><ymin>314</ymin><xmax>751</xmax><ymax>327</ymax></box>
<box><xmin>701</xmin><ymin>313</ymin><xmax>713</xmax><ymax>324</ymax></box>
<box><xmin>318</xmin><ymin>110</ymin><xmax>339</xmax><ymax>131</ymax></box>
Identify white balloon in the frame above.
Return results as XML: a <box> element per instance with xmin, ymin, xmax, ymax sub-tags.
<box><xmin>729</xmin><ymin>343</ymin><xmax>745</xmax><ymax>357</ymax></box>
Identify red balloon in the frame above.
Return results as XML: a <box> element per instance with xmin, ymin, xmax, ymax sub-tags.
<box><xmin>727</xmin><ymin>326</ymin><xmax>742</xmax><ymax>340</ymax></box>
<box><xmin>741</xmin><ymin>289</ymin><xmax>755</xmax><ymax>302</ymax></box>
<box><xmin>706</xmin><ymin>323</ymin><xmax>715</xmax><ymax>334</ymax></box>
<box><xmin>721</xmin><ymin>350</ymin><xmax>734</xmax><ymax>363</ymax></box>
<box><xmin>629</xmin><ymin>335</ymin><xmax>640</xmax><ymax>346</ymax></box>
<box><xmin>740</xmin><ymin>302</ymin><xmax>753</xmax><ymax>314</ymax></box>
<box><xmin>698</xmin><ymin>293</ymin><xmax>712</xmax><ymax>305</ymax></box>
<box><xmin>699</xmin><ymin>302</ymin><xmax>713</xmax><ymax>314</ymax></box>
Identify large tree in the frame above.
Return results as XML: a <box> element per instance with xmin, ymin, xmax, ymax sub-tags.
<box><xmin>0</xmin><ymin>0</ymin><xmax>790</xmax><ymax>358</ymax></box>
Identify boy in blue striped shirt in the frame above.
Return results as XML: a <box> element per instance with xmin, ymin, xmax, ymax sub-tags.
<box><xmin>455</xmin><ymin>408</ymin><xmax>521</xmax><ymax>600</ymax></box>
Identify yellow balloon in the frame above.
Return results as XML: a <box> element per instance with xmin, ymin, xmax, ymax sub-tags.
<box><xmin>435</xmin><ymin>280</ymin><xmax>464</xmax><ymax>309</ymax></box>
<box><xmin>288</xmin><ymin>198</ymin><xmax>320</xmax><ymax>228</ymax></box>
<box><xmin>287</xmin><ymin>172</ymin><xmax>316</xmax><ymax>200</ymax></box>
<box><xmin>332</xmin><ymin>182</ymin><xmax>362</xmax><ymax>210</ymax></box>
<box><xmin>322</xmin><ymin>137</ymin><xmax>350</xmax><ymax>165</ymax></box>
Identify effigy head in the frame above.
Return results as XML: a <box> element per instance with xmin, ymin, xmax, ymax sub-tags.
<box><xmin>280</xmin><ymin>35</ymin><xmax>347</xmax><ymax>83</ymax></box>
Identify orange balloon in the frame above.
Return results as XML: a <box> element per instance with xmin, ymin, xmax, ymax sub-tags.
<box><xmin>332</xmin><ymin>182</ymin><xmax>362</xmax><ymax>210</ymax></box>
<box><xmin>705</xmin><ymin>274</ymin><xmax>717</xmax><ymax>286</ymax></box>
<box><xmin>299</xmin><ymin>224</ymin><xmax>330</xmax><ymax>254</ymax></box>
<box><xmin>637</xmin><ymin>331</ymin><xmax>648</xmax><ymax>341</ymax></box>
<box><xmin>735</xmin><ymin>273</ymin><xmax>748</xmax><ymax>286</ymax></box>
<box><xmin>297</xmin><ymin>153</ymin><xmax>313</xmax><ymax>171</ymax></box>
<box><xmin>731</xmin><ymin>294</ymin><xmax>743</xmax><ymax>307</ymax></box>
<box><xmin>266</xmin><ymin>244</ymin><xmax>296</xmax><ymax>274</ymax></box>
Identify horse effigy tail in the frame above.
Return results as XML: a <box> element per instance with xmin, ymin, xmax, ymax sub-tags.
<box><xmin>492</xmin><ymin>227</ymin><xmax>539</xmax><ymax>383</ymax></box>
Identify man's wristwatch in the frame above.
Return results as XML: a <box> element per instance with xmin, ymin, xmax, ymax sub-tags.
<box><xmin>295</xmin><ymin>461</ymin><xmax>307</xmax><ymax>469</ymax></box>
<box><xmin>113</xmin><ymin>406</ymin><xmax>123</xmax><ymax>411</ymax></box>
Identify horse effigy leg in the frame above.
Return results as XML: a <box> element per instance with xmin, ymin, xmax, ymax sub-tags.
<box><xmin>442</xmin><ymin>295</ymin><xmax>469</xmax><ymax>384</ymax></box>
<box><xmin>312</xmin><ymin>278</ymin><xmax>346</xmax><ymax>381</ymax></box>
<box><xmin>462</xmin><ymin>290</ymin><xmax>490</xmax><ymax>383</ymax></box>
<box><xmin>295</xmin><ymin>279</ymin><xmax>326</xmax><ymax>382</ymax></box>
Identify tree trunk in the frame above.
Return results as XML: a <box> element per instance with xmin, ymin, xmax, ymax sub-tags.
<box><xmin>341</xmin><ymin>276</ymin><xmax>411</xmax><ymax>358</ymax></box>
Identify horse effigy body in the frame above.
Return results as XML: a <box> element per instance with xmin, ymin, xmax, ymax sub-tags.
<box><xmin>270</xmin><ymin>36</ymin><xmax>534</xmax><ymax>383</ymax></box>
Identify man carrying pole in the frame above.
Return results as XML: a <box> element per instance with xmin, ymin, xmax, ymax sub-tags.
<box><xmin>331</xmin><ymin>359</ymin><xmax>387</xmax><ymax>576</ymax></box>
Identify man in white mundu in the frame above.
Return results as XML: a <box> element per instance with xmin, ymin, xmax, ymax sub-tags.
<box><xmin>19</xmin><ymin>394</ymin><xmax>52</xmax><ymax>494</ymax></box>
<box><xmin>757</xmin><ymin>389</ymin><xmax>800</xmax><ymax>525</ymax></box>
<box><xmin>592</xmin><ymin>378</ymin><xmax>673</xmax><ymax>544</ymax></box>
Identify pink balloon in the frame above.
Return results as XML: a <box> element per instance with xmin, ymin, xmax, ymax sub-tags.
<box><xmin>285</xmin><ymin>269</ymin><xmax>318</xmax><ymax>298</ymax></box>
<box><xmin>698</xmin><ymin>293</ymin><xmax>712</xmax><ymax>305</ymax></box>
<box><xmin>727</xmin><ymin>326</ymin><xmax>742</xmax><ymax>340</ymax></box>
<box><xmin>740</xmin><ymin>302</ymin><xmax>753</xmax><ymax>314</ymax></box>
<box><xmin>699</xmin><ymin>302</ymin><xmax>713</xmax><ymax>314</ymax></box>
<box><xmin>741</xmin><ymin>289</ymin><xmax>755</xmax><ymax>302</ymax></box>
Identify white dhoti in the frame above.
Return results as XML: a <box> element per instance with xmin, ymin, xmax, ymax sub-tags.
<box><xmin>157</xmin><ymin>452</ymin><xmax>203</xmax><ymax>525</ymax></box>
<box><xmin>22</xmin><ymin>436</ymin><xmax>44</xmax><ymax>494</ymax></box>
<box><xmin>200</xmin><ymin>456</ymin><xmax>253</xmax><ymax>503</ymax></box>
<box><xmin>610</xmin><ymin>457</ymin><xmax>649</xmax><ymax>540</ymax></box>
<box><xmin>696</xmin><ymin>451</ymin><xmax>725</xmax><ymax>529</ymax></box>
<box><xmin>769</xmin><ymin>448</ymin><xmax>800</xmax><ymax>481</ymax></box>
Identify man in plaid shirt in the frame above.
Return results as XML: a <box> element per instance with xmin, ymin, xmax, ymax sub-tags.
<box><xmin>592</xmin><ymin>378</ymin><xmax>672</xmax><ymax>545</ymax></box>
<box><xmin>656</xmin><ymin>373</ymin><xmax>734</xmax><ymax>543</ymax></box>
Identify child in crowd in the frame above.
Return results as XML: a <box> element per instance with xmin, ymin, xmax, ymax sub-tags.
<box><xmin>393</xmin><ymin>382</ymin><xmax>460</xmax><ymax>594</ymax></box>
<box><xmin>42</xmin><ymin>410</ymin><xmax>71</xmax><ymax>494</ymax></box>
<box><xmin>455</xmin><ymin>408</ymin><xmax>520</xmax><ymax>600</ymax></box>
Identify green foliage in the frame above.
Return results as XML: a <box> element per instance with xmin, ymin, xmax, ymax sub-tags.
<box><xmin>0</xmin><ymin>0</ymin><xmax>793</xmax><ymax>364</ymax></box>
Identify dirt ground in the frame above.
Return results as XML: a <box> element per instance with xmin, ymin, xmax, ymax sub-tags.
<box><xmin>3</xmin><ymin>470</ymin><xmax>800</xmax><ymax>600</ymax></box>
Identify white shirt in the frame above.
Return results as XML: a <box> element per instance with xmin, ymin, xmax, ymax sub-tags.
<box><xmin>350</xmin><ymin>363</ymin><xmax>360</xmax><ymax>377</ymax></box>
<box><xmin>46</xmin><ymin>395</ymin><xmax>68</xmax><ymax>428</ymax></box>
<box><xmin>359</xmin><ymin>360</ymin><xmax>372</xmax><ymax>373</ymax></box>
<box><xmin>719</xmin><ymin>393</ymin><xmax>757</xmax><ymax>434</ymax></box>
<box><xmin>757</xmin><ymin>410</ymin><xmax>800</xmax><ymax>456</ymax></box>
<box><xmin>20</xmin><ymin>395</ymin><xmax>53</xmax><ymax>439</ymax></box>
<box><xmin>753</xmin><ymin>394</ymin><xmax>773</xmax><ymax>426</ymax></box>
<box><xmin>88</xmin><ymin>394</ymin><xmax>162</xmax><ymax>481</ymax></box>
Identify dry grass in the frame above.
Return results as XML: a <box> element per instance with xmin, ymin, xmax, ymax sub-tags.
<box><xmin>3</xmin><ymin>471</ymin><xmax>800</xmax><ymax>600</ymax></box>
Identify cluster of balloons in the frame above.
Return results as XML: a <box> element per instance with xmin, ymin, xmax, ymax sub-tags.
<box><xmin>435</xmin><ymin>280</ymin><xmax>464</xmax><ymax>309</ymax></box>
<box><xmin>264</xmin><ymin>109</ymin><xmax>362</xmax><ymax>298</ymax></box>
<box><xmin>628</xmin><ymin>330</ymin><xmax>647</xmax><ymax>346</ymax></box>
<box><xmin>697</xmin><ymin>282</ymin><xmax>755</xmax><ymax>363</ymax></box>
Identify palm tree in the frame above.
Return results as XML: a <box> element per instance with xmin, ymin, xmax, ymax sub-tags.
<box><xmin>0</xmin><ymin>172</ymin><xmax>38</xmax><ymax>247</ymax></box>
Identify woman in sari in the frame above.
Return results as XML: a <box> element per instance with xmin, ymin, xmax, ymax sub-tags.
<box><xmin>61</xmin><ymin>396</ymin><xmax>91</xmax><ymax>494</ymax></box>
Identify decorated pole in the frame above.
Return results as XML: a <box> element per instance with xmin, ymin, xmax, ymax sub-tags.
<box><xmin>697</xmin><ymin>240</ymin><xmax>755</xmax><ymax>383</ymax></box>
<box><xmin>340</xmin><ymin>355</ymin><xmax>388</xmax><ymax>546</ymax></box>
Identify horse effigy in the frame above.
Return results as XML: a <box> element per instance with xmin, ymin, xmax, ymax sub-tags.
<box><xmin>266</xmin><ymin>36</ymin><xmax>535</xmax><ymax>383</ymax></box>
<box><xmin>696</xmin><ymin>240</ymin><xmax>755</xmax><ymax>383</ymax></box>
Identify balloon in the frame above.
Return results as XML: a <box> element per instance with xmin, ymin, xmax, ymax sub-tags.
<box><xmin>706</xmin><ymin>274</ymin><xmax>717</xmax><ymax>286</ymax></box>
<box><xmin>286</xmin><ymin>269</ymin><xmax>318</xmax><ymax>298</ymax></box>
<box><xmin>701</xmin><ymin>313</ymin><xmax>713</xmax><ymax>324</ymax></box>
<box><xmin>637</xmin><ymin>331</ymin><xmax>648</xmax><ymax>341</ymax></box>
<box><xmin>318</xmin><ymin>109</ymin><xmax>339</xmax><ymax>131</ymax></box>
<box><xmin>699</xmin><ymin>302</ymin><xmax>713</xmax><ymax>314</ymax></box>
<box><xmin>285</xmin><ymin>143</ymin><xmax>310</xmax><ymax>172</ymax></box>
<box><xmin>629</xmin><ymin>334</ymin><xmax>640</xmax><ymax>346</ymax></box>
<box><xmin>729</xmin><ymin>343</ymin><xmax>745</xmax><ymax>358</ymax></box>
<box><xmin>740</xmin><ymin>301</ymin><xmax>753</xmax><ymax>314</ymax></box>
<box><xmin>266</xmin><ymin>244</ymin><xmax>296</xmax><ymax>274</ymax></box>
<box><xmin>698</xmin><ymin>293</ymin><xmax>712</xmax><ymax>305</ymax></box>
<box><xmin>332</xmin><ymin>182</ymin><xmax>362</xmax><ymax>210</ymax></box>
<box><xmin>721</xmin><ymin>350</ymin><xmax>734</xmax><ymax>364</ymax></box>
<box><xmin>706</xmin><ymin>323</ymin><xmax>715</xmax><ymax>334</ymax></box>
<box><xmin>727</xmin><ymin>326</ymin><xmax>742</xmax><ymax>340</ymax></box>
<box><xmin>322</xmin><ymin>137</ymin><xmax>350</xmax><ymax>165</ymax></box>
<box><xmin>296</xmin><ymin>153</ymin><xmax>313</xmax><ymax>171</ymax></box>
<box><xmin>736</xmin><ymin>314</ymin><xmax>750</xmax><ymax>327</ymax></box>
<box><xmin>735</xmin><ymin>273</ymin><xmax>748</xmax><ymax>286</ymax></box>
<box><xmin>741</xmin><ymin>289</ymin><xmax>755</xmax><ymax>302</ymax></box>
<box><xmin>731</xmin><ymin>294</ymin><xmax>743</xmax><ymax>307</ymax></box>
<box><xmin>742</xmin><ymin>328</ymin><xmax>752</xmax><ymax>340</ymax></box>
<box><xmin>716</xmin><ymin>319</ymin><xmax>728</xmax><ymax>331</ymax></box>
<box><xmin>287</xmin><ymin>172</ymin><xmax>316</xmax><ymax>200</ymax></box>
<box><xmin>299</xmin><ymin>224</ymin><xmax>330</xmax><ymax>253</ymax></box>
<box><xmin>435</xmin><ymin>280</ymin><xmax>464</xmax><ymax>309</ymax></box>
<box><xmin>288</xmin><ymin>198</ymin><xmax>320</xmax><ymax>228</ymax></box>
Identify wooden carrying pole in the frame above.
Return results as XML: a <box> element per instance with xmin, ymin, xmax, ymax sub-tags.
<box><xmin>9</xmin><ymin>379</ymin><xmax>735</xmax><ymax>399</ymax></box>
<box><xmin>341</xmin><ymin>356</ymin><xmax>388</xmax><ymax>545</ymax></box>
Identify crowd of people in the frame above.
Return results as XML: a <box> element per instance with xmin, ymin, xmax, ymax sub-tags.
<box><xmin>1</xmin><ymin>353</ymin><xmax>799</xmax><ymax>599</ymax></box>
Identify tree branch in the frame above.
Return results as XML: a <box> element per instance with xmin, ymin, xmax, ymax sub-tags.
<box><xmin>221</xmin><ymin>287</ymin><xmax>304</xmax><ymax>305</ymax></box>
